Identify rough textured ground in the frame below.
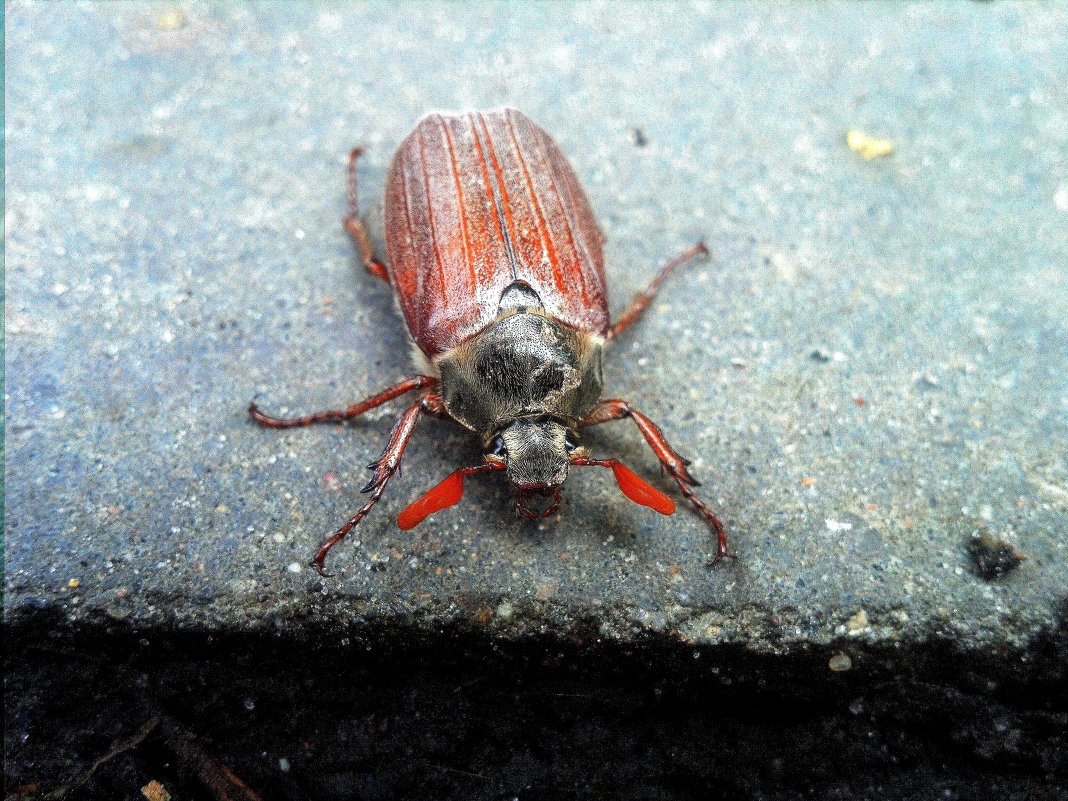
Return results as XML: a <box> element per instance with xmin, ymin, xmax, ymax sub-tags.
<box><xmin>5</xmin><ymin>3</ymin><xmax>1066</xmax><ymax>798</ymax></box>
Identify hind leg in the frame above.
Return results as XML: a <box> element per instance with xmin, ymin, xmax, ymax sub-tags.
<box><xmin>608</xmin><ymin>242</ymin><xmax>709</xmax><ymax>339</ymax></box>
<box><xmin>344</xmin><ymin>146</ymin><xmax>389</xmax><ymax>283</ymax></box>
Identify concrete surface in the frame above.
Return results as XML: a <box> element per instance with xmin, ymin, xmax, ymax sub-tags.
<box><xmin>5</xmin><ymin>3</ymin><xmax>1067</xmax><ymax>655</ymax></box>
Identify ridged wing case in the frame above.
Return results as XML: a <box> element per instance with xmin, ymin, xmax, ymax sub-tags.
<box><xmin>383</xmin><ymin>108</ymin><xmax>610</xmax><ymax>358</ymax></box>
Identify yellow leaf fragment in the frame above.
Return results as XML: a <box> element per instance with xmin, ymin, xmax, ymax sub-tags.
<box><xmin>155</xmin><ymin>10</ymin><xmax>187</xmax><ymax>31</ymax></box>
<box><xmin>846</xmin><ymin>130</ymin><xmax>895</xmax><ymax>159</ymax></box>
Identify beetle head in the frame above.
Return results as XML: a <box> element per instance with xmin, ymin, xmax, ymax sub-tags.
<box><xmin>396</xmin><ymin>420</ymin><xmax>677</xmax><ymax>531</ymax></box>
<box><xmin>491</xmin><ymin>418</ymin><xmax>573</xmax><ymax>519</ymax></box>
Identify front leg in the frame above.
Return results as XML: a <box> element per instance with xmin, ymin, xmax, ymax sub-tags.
<box><xmin>581</xmin><ymin>398</ymin><xmax>729</xmax><ymax>563</ymax></box>
<box><xmin>312</xmin><ymin>395</ymin><xmax>433</xmax><ymax>575</ymax></box>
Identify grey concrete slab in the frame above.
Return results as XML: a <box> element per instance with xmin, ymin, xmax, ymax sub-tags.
<box><xmin>5</xmin><ymin>2</ymin><xmax>1066</xmax><ymax>653</ymax></box>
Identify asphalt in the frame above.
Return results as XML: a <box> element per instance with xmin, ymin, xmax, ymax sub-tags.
<box><xmin>6</xmin><ymin>2</ymin><xmax>1066</xmax><ymax>661</ymax></box>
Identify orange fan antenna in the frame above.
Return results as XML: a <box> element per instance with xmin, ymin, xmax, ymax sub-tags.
<box><xmin>397</xmin><ymin>462</ymin><xmax>505</xmax><ymax>530</ymax></box>
<box><xmin>570</xmin><ymin>456</ymin><xmax>674</xmax><ymax>515</ymax></box>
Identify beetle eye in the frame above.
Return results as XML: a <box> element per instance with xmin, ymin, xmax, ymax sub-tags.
<box><xmin>564</xmin><ymin>433</ymin><xmax>579</xmax><ymax>452</ymax></box>
<box><xmin>489</xmin><ymin>435</ymin><xmax>508</xmax><ymax>457</ymax></box>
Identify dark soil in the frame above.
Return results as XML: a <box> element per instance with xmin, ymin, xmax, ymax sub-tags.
<box><xmin>5</xmin><ymin>608</ymin><xmax>1065</xmax><ymax>801</ymax></box>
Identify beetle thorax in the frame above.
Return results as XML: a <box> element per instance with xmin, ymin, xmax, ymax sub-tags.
<box><xmin>435</xmin><ymin>309</ymin><xmax>603</xmax><ymax>439</ymax></box>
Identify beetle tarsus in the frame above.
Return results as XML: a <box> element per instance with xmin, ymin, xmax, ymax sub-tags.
<box><xmin>676</xmin><ymin>479</ymin><xmax>730</xmax><ymax>564</ymax></box>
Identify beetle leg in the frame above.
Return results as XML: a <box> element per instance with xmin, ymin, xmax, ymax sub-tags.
<box><xmin>417</xmin><ymin>390</ymin><xmax>452</xmax><ymax>419</ymax></box>
<box><xmin>608</xmin><ymin>242</ymin><xmax>709</xmax><ymax>339</ymax></box>
<box><xmin>344</xmin><ymin>146</ymin><xmax>390</xmax><ymax>283</ymax></box>
<box><xmin>249</xmin><ymin>375</ymin><xmax>437</xmax><ymax>429</ymax></box>
<box><xmin>581</xmin><ymin>398</ymin><xmax>729</xmax><ymax>563</ymax></box>
<box><xmin>312</xmin><ymin>395</ymin><xmax>434</xmax><ymax>575</ymax></box>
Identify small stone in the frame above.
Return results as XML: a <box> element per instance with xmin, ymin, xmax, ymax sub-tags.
<box><xmin>828</xmin><ymin>652</ymin><xmax>852</xmax><ymax>672</ymax></box>
<box><xmin>278</xmin><ymin>757</ymin><xmax>291</xmax><ymax>773</ymax></box>
<box><xmin>141</xmin><ymin>780</ymin><xmax>171</xmax><ymax>801</ymax></box>
<box><xmin>469</xmin><ymin>606</ymin><xmax>493</xmax><ymax>626</ymax></box>
<box><xmin>1054</xmin><ymin>183</ymin><xmax>1068</xmax><ymax>212</ymax></box>
<box><xmin>846</xmin><ymin>609</ymin><xmax>869</xmax><ymax>633</ymax></box>
<box><xmin>7</xmin><ymin>313</ymin><xmax>34</xmax><ymax>333</ymax></box>
<box><xmin>534</xmin><ymin>582</ymin><xmax>556</xmax><ymax>601</ymax></box>
<box><xmin>67</xmin><ymin>578</ymin><xmax>80</xmax><ymax>589</ymax></box>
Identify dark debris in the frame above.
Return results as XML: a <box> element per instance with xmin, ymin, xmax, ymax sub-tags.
<box><xmin>969</xmin><ymin>530</ymin><xmax>1027</xmax><ymax>581</ymax></box>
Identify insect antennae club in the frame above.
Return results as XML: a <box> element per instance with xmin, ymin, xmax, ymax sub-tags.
<box><xmin>396</xmin><ymin>460</ymin><xmax>506</xmax><ymax>531</ymax></box>
<box><xmin>569</xmin><ymin>455</ymin><xmax>675</xmax><ymax>516</ymax></box>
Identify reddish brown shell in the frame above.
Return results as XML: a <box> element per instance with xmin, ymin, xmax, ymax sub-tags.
<box><xmin>383</xmin><ymin>108</ymin><xmax>609</xmax><ymax>358</ymax></box>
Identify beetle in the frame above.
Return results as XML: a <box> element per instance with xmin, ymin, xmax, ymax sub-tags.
<box><xmin>250</xmin><ymin>108</ymin><xmax>729</xmax><ymax>575</ymax></box>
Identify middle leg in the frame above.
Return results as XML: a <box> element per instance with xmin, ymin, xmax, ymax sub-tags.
<box><xmin>248</xmin><ymin>375</ymin><xmax>437</xmax><ymax>429</ymax></box>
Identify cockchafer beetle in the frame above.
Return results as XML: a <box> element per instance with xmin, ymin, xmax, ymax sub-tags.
<box><xmin>250</xmin><ymin>108</ymin><xmax>729</xmax><ymax>575</ymax></box>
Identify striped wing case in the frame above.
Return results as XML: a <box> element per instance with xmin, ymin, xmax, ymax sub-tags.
<box><xmin>383</xmin><ymin>108</ymin><xmax>610</xmax><ymax>358</ymax></box>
